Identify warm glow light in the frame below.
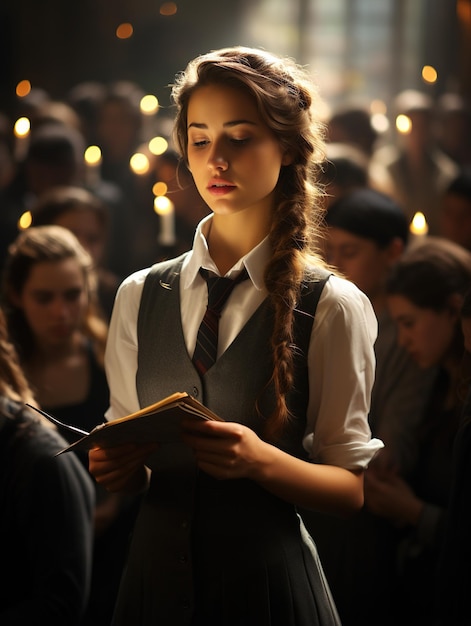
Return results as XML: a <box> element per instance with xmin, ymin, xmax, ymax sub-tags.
<box><xmin>16</xmin><ymin>80</ymin><xmax>31</xmax><ymax>97</ymax></box>
<box><xmin>370</xmin><ymin>99</ymin><xmax>387</xmax><ymax>115</ymax></box>
<box><xmin>14</xmin><ymin>117</ymin><xmax>31</xmax><ymax>138</ymax></box>
<box><xmin>140</xmin><ymin>95</ymin><xmax>159</xmax><ymax>115</ymax></box>
<box><xmin>410</xmin><ymin>212</ymin><xmax>429</xmax><ymax>236</ymax></box>
<box><xmin>160</xmin><ymin>2</ymin><xmax>177</xmax><ymax>16</ymax></box>
<box><xmin>396</xmin><ymin>114</ymin><xmax>412</xmax><ymax>134</ymax></box>
<box><xmin>371</xmin><ymin>113</ymin><xmax>389</xmax><ymax>134</ymax></box>
<box><xmin>84</xmin><ymin>145</ymin><xmax>102</xmax><ymax>166</ymax></box>
<box><xmin>18</xmin><ymin>211</ymin><xmax>32</xmax><ymax>230</ymax></box>
<box><xmin>458</xmin><ymin>0</ymin><xmax>471</xmax><ymax>25</ymax></box>
<box><xmin>422</xmin><ymin>65</ymin><xmax>438</xmax><ymax>84</ymax></box>
<box><xmin>130</xmin><ymin>152</ymin><xmax>150</xmax><ymax>175</ymax></box>
<box><xmin>154</xmin><ymin>195</ymin><xmax>173</xmax><ymax>214</ymax></box>
<box><xmin>153</xmin><ymin>181</ymin><xmax>168</xmax><ymax>196</ymax></box>
<box><xmin>149</xmin><ymin>136</ymin><xmax>168</xmax><ymax>155</ymax></box>
<box><xmin>116</xmin><ymin>23</ymin><xmax>134</xmax><ymax>39</ymax></box>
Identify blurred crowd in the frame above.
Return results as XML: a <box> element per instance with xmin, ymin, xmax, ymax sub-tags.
<box><xmin>1</xmin><ymin>76</ymin><xmax>471</xmax><ymax>625</ymax></box>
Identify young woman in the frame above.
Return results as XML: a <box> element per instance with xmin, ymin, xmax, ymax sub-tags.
<box><xmin>0</xmin><ymin>306</ymin><xmax>94</xmax><ymax>624</ymax></box>
<box><xmin>2</xmin><ymin>224</ymin><xmax>138</xmax><ymax>626</ymax></box>
<box><xmin>89</xmin><ymin>47</ymin><xmax>383</xmax><ymax>626</ymax></box>
<box><xmin>367</xmin><ymin>236</ymin><xmax>471</xmax><ymax>624</ymax></box>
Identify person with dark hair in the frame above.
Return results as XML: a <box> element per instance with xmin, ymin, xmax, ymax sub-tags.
<box><xmin>308</xmin><ymin>188</ymin><xmax>436</xmax><ymax>624</ymax></box>
<box><xmin>438</xmin><ymin>168</ymin><xmax>471</xmax><ymax>252</ymax></box>
<box><xmin>0</xmin><ymin>306</ymin><xmax>95</xmax><ymax>624</ymax></box>
<box><xmin>372</xmin><ymin>236</ymin><xmax>471</xmax><ymax>624</ymax></box>
<box><xmin>88</xmin><ymin>46</ymin><xmax>382</xmax><ymax>626</ymax></box>
<box><xmin>327</xmin><ymin>105</ymin><xmax>378</xmax><ymax>158</ymax></box>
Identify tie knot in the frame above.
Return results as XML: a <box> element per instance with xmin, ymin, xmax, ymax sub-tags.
<box><xmin>199</xmin><ymin>267</ymin><xmax>249</xmax><ymax>316</ymax></box>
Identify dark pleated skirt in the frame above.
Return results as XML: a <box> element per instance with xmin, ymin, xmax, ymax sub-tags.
<box><xmin>112</xmin><ymin>460</ymin><xmax>341</xmax><ymax>626</ymax></box>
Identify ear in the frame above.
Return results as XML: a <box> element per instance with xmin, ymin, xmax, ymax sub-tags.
<box><xmin>281</xmin><ymin>150</ymin><xmax>294</xmax><ymax>166</ymax></box>
<box><xmin>385</xmin><ymin>237</ymin><xmax>405</xmax><ymax>266</ymax></box>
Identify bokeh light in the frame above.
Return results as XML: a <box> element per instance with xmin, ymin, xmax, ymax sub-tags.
<box><xmin>16</xmin><ymin>80</ymin><xmax>31</xmax><ymax>97</ymax></box>
<box><xmin>116</xmin><ymin>23</ymin><xmax>134</xmax><ymax>39</ymax></box>
<box><xmin>130</xmin><ymin>152</ymin><xmax>150</xmax><ymax>175</ymax></box>
<box><xmin>140</xmin><ymin>95</ymin><xmax>159</xmax><ymax>115</ymax></box>
<box><xmin>153</xmin><ymin>181</ymin><xmax>168</xmax><ymax>196</ymax></box>
<box><xmin>396</xmin><ymin>114</ymin><xmax>412</xmax><ymax>134</ymax></box>
<box><xmin>14</xmin><ymin>117</ymin><xmax>31</xmax><ymax>137</ymax></box>
<box><xmin>149</xmin><ymin>136</ymin><xmax>168</xmax><ymax>155</ymax></box>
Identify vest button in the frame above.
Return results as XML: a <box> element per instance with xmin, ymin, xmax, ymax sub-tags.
<box><xmin>192</xmin><ymin>386</ymin><xmax>199</xmax><ymax>398</ymax></box>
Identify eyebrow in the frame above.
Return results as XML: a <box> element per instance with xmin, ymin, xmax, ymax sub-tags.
<box><xmin>187</xmin><ymin>119</ymin><xmax>257</xmax><ymax>130</ymax></box>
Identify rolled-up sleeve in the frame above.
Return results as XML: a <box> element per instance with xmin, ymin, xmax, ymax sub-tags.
<box><xmin>303</xmin><ymin>275</ymin><xmax>383</xmax><ymax>468</ymax></box>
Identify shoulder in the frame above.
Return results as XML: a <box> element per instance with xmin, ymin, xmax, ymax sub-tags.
<box><xmin>316</xmin><ymin>274</ymin><xmax>377</xmax><ymax>341</ymax></box>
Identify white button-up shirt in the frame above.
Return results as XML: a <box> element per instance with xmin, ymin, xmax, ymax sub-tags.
<box><xmin>104</xmin><ymin>215</ymin><xmax>383</xmax><ymax>469</ymax></box>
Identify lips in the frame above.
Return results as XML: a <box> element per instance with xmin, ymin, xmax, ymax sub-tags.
<box><xmin>207</xmin><ymin>178</ymin><xmax>236</xmax><ymax>195</ymax></box>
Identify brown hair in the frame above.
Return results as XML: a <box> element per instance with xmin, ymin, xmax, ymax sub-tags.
<box><xmin>171</xmin><ymin>46</ymin><xmax>328</xmax><ymax>438</ymax></box>
<box><xmin>2</xmin><ymin>225</ymin><xmax>107</xmax><ymax>365</ymax></box>
<box><xmin>0</xmin><ymin>307</ymin><xmax>35</xmax><ymax>404</ymax></box>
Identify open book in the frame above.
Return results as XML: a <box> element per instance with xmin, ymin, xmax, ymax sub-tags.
<box><xmin>26</xmin><ymin>392</ymin><xmax>223</xmax><ymax>454</ymax></box>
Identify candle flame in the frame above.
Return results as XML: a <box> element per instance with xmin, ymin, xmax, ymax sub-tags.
<box><xmin>410</xmin><ymin>212</ymin><xmax>429</xmax><ymax>236</ymax></box>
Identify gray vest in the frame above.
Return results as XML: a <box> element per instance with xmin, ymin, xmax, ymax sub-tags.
<box><xmin>136</xmin><ymin>253</ymin><xmax>330</xmax><ymax>458</ymax></box>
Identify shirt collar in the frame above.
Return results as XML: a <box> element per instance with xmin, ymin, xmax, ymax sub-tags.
<box><xmin>182</xmin><ymin>214</ymin><xmax>270</xmax><ymax>291</ymax></box>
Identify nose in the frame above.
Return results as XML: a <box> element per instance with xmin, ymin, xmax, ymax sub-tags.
<box><xmin>207</xmin><ymin>140</ymin><xmax>228</xmax><ymax>171</ymax></box>
<box><xmin>50</xmin><ymin>296</ymin><xmax>69</xmax><ymax>318</ymax></box>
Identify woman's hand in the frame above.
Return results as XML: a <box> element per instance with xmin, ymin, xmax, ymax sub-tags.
<box><xmin>89</xmin><ymin>442</ymin><xmax>157</xmax><ymax>493</ymax></box>
<box><xmin>181</xmin><ymin>417</ymin><xmax>268</xmax><ymax>481</ymax></box>
<box><xmin>181</xmin><ymin>417</ymin><xmax>364</xmax><ymax>514</ymax></box>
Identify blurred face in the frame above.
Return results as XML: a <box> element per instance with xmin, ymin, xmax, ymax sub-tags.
<box><xmin>387</xmin><ymin>294</ymin><xmax>458</xmax><ymax>368</ymax></box>
<box><xmin>186</xmin><ymin>84</ymin><xmax>288</xmax><ymax>220</ymax></box>
<box><xmin>13</xmin><ymin>259</ymin><xmax>88</xmax><ymax>349</ymax></box>
<box><xmin>53</xmin><ymin>209</ymin><xmax>106</xmax><ymax>265</ymax></box>
<box><xmin>439</xmin><ymin>193</ymin><xmax>471</xmax><ymax>251</ymax></box>
<box><xmin>325</xmin><ymin>227</ymin><xmax>394</xmax><ymax>298</ymax></box>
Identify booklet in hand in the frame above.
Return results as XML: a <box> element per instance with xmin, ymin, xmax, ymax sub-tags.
<box><xmin>26</xmin><ymin>392</ymin><xmax>223</xmax><ymax>454</ymax></box>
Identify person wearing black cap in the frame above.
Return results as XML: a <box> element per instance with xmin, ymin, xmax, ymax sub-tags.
<box><xmin>301</xmin><ymin>188</ymin><xmax>437</xmax><ymax>625</ymax></box>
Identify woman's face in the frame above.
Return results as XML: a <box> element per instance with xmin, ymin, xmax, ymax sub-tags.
<box><xmin>387</xmin><ymin>294</ymin><xmax>459</xmax><ymax>368</ymax></box>
<box><xmin>325</xmin><ymin>227</ymin><xmax>394</xmax><ymax>299</ymax></box>
<box><xmin>14</xmin><ymin>258</ymin><xmax>88</xmax><ymax>349</ymax></box>
<box><xmin>186</xmin><ymin>83</ymin><xmax>289</xmax><ymax>221</ymax></box>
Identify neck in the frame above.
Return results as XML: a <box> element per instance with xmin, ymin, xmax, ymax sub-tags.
<box><xmin>208</xmin><ymin>211</ymin><xmax>271</xmax><ymax>275</ymax></box>
<box><xmin>30</xmin><ymin>333</ymin><xmax>85</xmax><ymax>364</ymax></box>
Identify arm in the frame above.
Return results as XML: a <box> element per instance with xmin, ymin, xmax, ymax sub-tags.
<box><xmin>182</xmin><ymin>418</ymin><xmax>363</xmax><ymax>515</ymax></box>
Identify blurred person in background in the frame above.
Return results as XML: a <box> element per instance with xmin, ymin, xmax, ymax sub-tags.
<box><xmin>435</xmin><ymin>285</ymin><xmax>471</xmax><ymax>626</ymax></box>
<box><xmin>31</xmin><ymin>185</ymin><xmax>120</xmax><ymax>320</ymax></box>
<box><xmin>371</xmin><ymin>89</ymin><xmax>458</xmax><ymax>235</ymax></box>
<box><xmin>305</xmin><ymin>188</ymin><xmax>436</xmax><ymax>625</ymax></box>
<box><xmin>0</xmin><ymin>306</ymin><xmax>94</xmax><ymax>625</ymax></box>
<box><xmin>438</xmin><ymin>168</ymin><xmax>471</xmax><ymax>253</ymax></box>
<box><xmin>370</xmin><ymin>236</ymin><xmax>471</xmax><ymax>625</ymax></box>
<box><xmin>2</xmin><ymin>225</ymin><xmax>139</xmax><ymax>626</ymax></box>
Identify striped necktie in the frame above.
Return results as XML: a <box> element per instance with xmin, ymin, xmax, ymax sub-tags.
<box><xmin>192</xmin><ymin>267</ymin><xmax>249</xmax><ymax>376</ymax></box>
